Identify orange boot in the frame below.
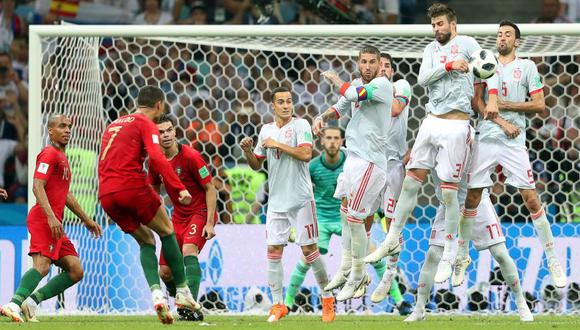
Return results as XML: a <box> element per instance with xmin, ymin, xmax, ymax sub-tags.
<box><xmin>267</xmin><ymin>303</ymin><xmax>289</xmax><ymax>322</ymax></box>
<box><xmin>322</xmin><ymin>296</ymin><xmax>336</xmax><ymax>322</ymax></box>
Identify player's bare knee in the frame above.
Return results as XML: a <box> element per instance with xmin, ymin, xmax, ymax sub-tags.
<box><xmin>182</xmin><ymin>244</ymin><xmax>199</xmax><ymax>257</ymax></box>
<box><xmin>33</xmin><ymin>263</ymin><xmax>51</xmax><ymax>277</ymax></box>
<box><xmin>268</xmin><ymin>245</ymin><xmax>284</xmax><ymax>256</ymax></box>
<box><xmin>300</xmin><ymin>244</ymin><xmax>317</xmax><ymax>256</ymax></box>
<box><xmin>32</xmin><ymin>255</ymin><xmax>51</xmax><ymax>276</ymax></box>
<box><xmin>68</xmin><ymin>265</ymin><xmax>84</xmax><ymax>283</ymax></box>
<box><xmin>465</xmin><ymin>188</ymin><xmax>483</xmax><ymax>209</ymax></box>
<box><xmin>159</xmin><ymin>266</ymin><xmax>173</xmax><ymax>282</ymax></box>
<box><xmin>521</xmin><ymin>189</ymin><xmax>541</xmax><ymax>213</ymax></box>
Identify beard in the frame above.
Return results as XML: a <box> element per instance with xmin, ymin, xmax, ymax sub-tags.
<box><xmin>497</xmin><ymin>44</ymin><xmax>513</xmax><ymax>56</ymax></box>
<box><xmin>436</xmin><ymin>31</ymin><xmax>452</xmax><ymax>44</ymax></box>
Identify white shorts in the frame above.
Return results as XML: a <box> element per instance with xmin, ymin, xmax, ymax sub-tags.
<box><xmin>407</xmin><ymin>115</ymin><xmax>473</xmax><ymax>183</ymax></box>
<box><xmin>266</xmin><ymin>200</ymin><xmax>319</xmax><ymax>246</ymax></box>
<box><xmin>382</xmin><ymin>160</ymin><xmax>405</xmax><ymax>219</ymax></box>
<box><xmin>333</xmin><ymin>172</ymin><xmax>347</xmax><ymax>200</ymax></box>
<box><xmin>467</xmin><ymin>139</ymin><xmax>535</xmax><ymax>189</ymax></box>
<box><xmin>429</xmin><ymin>194</ymin><xmax>506</xmax><ymax>250</ymax></box>
<box><xmin>343</xmin><ymin>153</ymin><xmax>386</xmax><ymax>220</ymax></box>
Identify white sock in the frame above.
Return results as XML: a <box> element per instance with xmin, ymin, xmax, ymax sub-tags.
<box><xmin>531</xmin><ymin>209</ymin><xmax>556</xmax><ymax>260</ymax></box>
<box><xmin>489</xmin><ymin>244</ymin><xmax>525</xmax><ymax>301</ymax></box>
<box><xmin>416</xmin><ymin>246</ymin><xmax>443</xmax><ymax>312</ymax></box>
<box><xmin>348</xmin><ymin>215</ymin><xmax>367</xmax><ymax>281</ymax></box>
<box><xmin>441</xmin><ymin>187</ymin><xmax>460</xmax><ymax>259</ymax></box>
<box><xmin>340</xmin><ymin>205</ymin><xmax>351</xmax><ymax>251</ymax></box>
<box><xmin>305</xmin><ymin>250</ymin><xmax>332</xmax><ymax>297</ymax></box>
<box><xmin>267</xmin><ymin>252</ymin><xmax>284</xmax><ymax>304</ymax></box>
<box><xmin>458</xmin><ymin>208</ymin><xmax>477</xmax><ymax>259</ymax></box>
<box><xmin>386</xmin><ymin>175</ymin><xmax>422</xmax><ymax>242</ymax></box>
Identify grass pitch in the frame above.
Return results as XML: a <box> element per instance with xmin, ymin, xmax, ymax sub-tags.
<box><xmin>0</xmin><ymin>315</ymin><xmax>579</xmax><ymax>330</ymax></box>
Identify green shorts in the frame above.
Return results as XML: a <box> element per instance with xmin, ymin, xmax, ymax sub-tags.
<box><xmin>317</xmin><ymin>223</ymin><xmax>342</xmax><ymax>255</ymax></box>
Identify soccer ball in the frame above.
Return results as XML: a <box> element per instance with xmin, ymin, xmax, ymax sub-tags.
<box><xmin>469</xmin><ymin>49</ymin><xmax>498</xmax><ymax>79</ymax></box>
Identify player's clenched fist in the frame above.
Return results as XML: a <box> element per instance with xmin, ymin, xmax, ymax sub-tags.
<box><xmin>313</xmin><ymin>116</ymin><xmax>324</xmax><ymax>136</ymax></box>
<box><xmin>178</xmin><ymin>190</ymin><xmax>192</xmax><ymax>205</ymax></box>
<box><xmin>450</xmin><ymin>59</ymin><xmax>469</xmax><ymax>73</ymax></box>
<box><xmin>240</xmin><ymin>137</ymin><xmax>254</xmax><ymax>151</ymax></box>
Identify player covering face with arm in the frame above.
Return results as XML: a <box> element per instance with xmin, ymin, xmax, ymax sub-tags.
<box><xmin>240</xmin><ymin>86</ymin><xmax>335</xmax><ymax>323</ymax></box>
<box><xmin>1</xmin><ymin>115</ymin><xmax>102</xmax><ymax>323</ymax></box>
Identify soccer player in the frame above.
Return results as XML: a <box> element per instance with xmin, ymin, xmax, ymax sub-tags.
<box><xmin>314</xmin><ymin>45</ymin><xmax>393</xmax><ymax>301</ymax></box>
<box><xmin>283</xmin><ymin>126</ymin><xmax>344</xmax><ymax>310</ymax></box>
<box><xmin>369</xmin><ymin>3</ymin><xmax>500</xmax><ymax>283</ymax></box>
<box><xmin>367</xmin><ymin>52</ymin><xmax>413</xmax><ymax>304</ymax></box>
<box><xmin>240</xmin><ymin>86</ymin><xmax>335</xmax><ymax>323</ymax></box>
<box><xmin>98</xmin><ymin>86</ymin><xmax>199</xmax><ymax>324</ymax></box>
<box><xmin>0</xmin><ymin>115</ymin><xmax>102</xmax><ymax>323</ymax></box>
<box><xmin>404</xmin><ymin>172</ymin><xmax>533</xmax><ymax>322</ymax></box>
<box><xmin>149</xmin><ymin>115</ymin><xmax>217</xmax><ymax>321</ymax></box>
<box><xmin>454</xmin><ymin>20</ymin><xmax>566</xmax><ymax>288</ymax></box>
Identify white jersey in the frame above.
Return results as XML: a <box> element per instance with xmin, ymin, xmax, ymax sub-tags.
<box><xmin>419</xmin><ymin>35</ymin><xmax>499</xmax><ymax>116</ymax></box>
<box><xmin>385</xmin><ymin>79</ymin><xmax>411</xmax><ymax>161</ymax></box>
<box><xmin>253</xmin><ymin>117</ymin><xmax>314</xmax><ymax>212</ymax></box>
<box><xmin>332</xmin><ymin>76</ymin><xmax>393</xmax><ymax>172</ymax></box>
<box><xmin>477</xmin><ymin>58</ymin><xmax>543</xmax><ymax>147</ymax></box>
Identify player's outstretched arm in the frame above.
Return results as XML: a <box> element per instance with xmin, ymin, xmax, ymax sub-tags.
<box><xmin>66</xmin><ymin>192</ymin><xmax>103</xmax><ymax>238</ymax></box>
<box><xmin>0</xmin><ymin>188</ymin><xmax>7</xmax><ymax>199</ymax></box>
<box><xmin>240</xmin><ymin>137</ymin><xmax>265</xmax><ymax>170</ymax></box>
<box><xmin>32</xmin><ymin>178</ymin><xmax>63</xmax><ymax>239</ymax></box>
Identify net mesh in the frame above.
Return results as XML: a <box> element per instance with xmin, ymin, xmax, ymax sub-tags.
<box><xmin>36</xmin><ymin>30</ymin><xmax>579</xmax><ymax>315</ymax></box>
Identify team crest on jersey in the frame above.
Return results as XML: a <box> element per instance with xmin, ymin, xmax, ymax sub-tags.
<box><xmin>450</xmin><ymin>44</ymin><xmax>459</xmax><ymax>55</ymax></box>
<box><xmin>175</xmin><ymin>167</ymin><xmax>182</xmax><ymax>176</ymax></box>
<box><xmin>513</xmin><ymin>68</ymin><xmax>522</xmax><ymax>80</ymax></box>
<box><xmin>48</xmin><ymin>244</ymin><xmax>54</xmax><ymax>252</ymax></box>
<box><xmin>285</xmin><ymin>128</ymin><xmax>293</xmax><ymax>139</ymax></box>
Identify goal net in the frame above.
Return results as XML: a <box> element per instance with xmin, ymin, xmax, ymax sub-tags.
<box><xmin>29</xmin><ymin>24</ymin><xmax>580</xmax><ymax>315</ymax></box>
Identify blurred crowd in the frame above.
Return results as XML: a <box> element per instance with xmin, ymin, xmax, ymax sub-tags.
<box><xmin>0</xmin><ymin>0</ymin><xmax>578</xmax><ymax>225</ymax></box>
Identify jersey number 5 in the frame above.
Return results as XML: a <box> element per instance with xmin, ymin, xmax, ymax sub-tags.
<box><xmin>100</xmin><ymin>126</ymin><xmax>123</xmax><ymax>160</ymax></box>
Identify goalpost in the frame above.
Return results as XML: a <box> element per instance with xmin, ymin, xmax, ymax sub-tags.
<box><xmin>28</xmin><ymin>24</ymin><xmax>580</xmax><ymax>315</ymax></box>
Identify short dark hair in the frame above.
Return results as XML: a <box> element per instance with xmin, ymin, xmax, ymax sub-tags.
<box><xmin>156</xmin><ymin>114</ymin><xmax>175</xmax><ymax>126</ymax></box>
<box><xmin>499</xmin><ymin>20</ymin><xmax>521</xmax><ymax>39</ymax></box>
<box><xmin>270</xmin><ymin>86</ymin><xmax>292</xmax><ymax>102</ymax></box>
<box><xmin>427</xmin><ymin>3</ymin><xmax>457</xmax><ymax>22</ymax></box>
<box><xmin>358</xmin><ymin>45</ymin><xmax>381</xmax><ymax>60</ymax></box>
<box><xmin>322</xmin><ymin>126</ymin><xmax>344</xmax><ymax>138</ymax></box>
<box><xmin>0</xmin><ymin>52</ymin><xmax>11</xmax><ymax>61</ymax></box>
<box><xmin>137</xmin><ymin>85</ymin><xmax>164</xmax><ymax>108</ymax></box>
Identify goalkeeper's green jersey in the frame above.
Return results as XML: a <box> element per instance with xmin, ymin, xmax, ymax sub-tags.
<box><xmin>309</xmin><ymin>150</ymin><xmax>345</xmax><ymax>224</ymax></box>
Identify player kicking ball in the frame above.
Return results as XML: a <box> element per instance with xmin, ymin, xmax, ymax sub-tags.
<box><xmin>98</xmin><ymin>86</ymin><xmax>199</xmax><ymax>324</ymax></box>
<box><xmin>149</xmin><ymin>115</ymin><xmax>218</xmax><ymax>322</ymax></box>
<box><xmin>240</xmin><ymin>86</ymin><xmax>335</xmax><ymax>323</ymax></box>
<box><xmin>1</xmin><ymin>115</ymin><xmax>102</xmax><ymax>323</ymax></box>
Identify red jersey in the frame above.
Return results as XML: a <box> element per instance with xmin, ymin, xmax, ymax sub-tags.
<box><xmin>149</xmin><ymin>144</ymin><xmax>213</xmax><ymax>222</ymax></box>
<box><xmin>98</xmin><ymin>113</ymin><xmax>185</xmax><ymax>198</ymax></box>
<box><xmin>28</xmin><ymin>145</ymin><xmax>71</xmax><ymax>222</ymax></box>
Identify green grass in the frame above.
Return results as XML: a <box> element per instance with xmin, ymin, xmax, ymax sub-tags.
<box><xmin>0</xmin><ymin>315</ymin><xmax>579</xmax><ymax>330</ymax></box>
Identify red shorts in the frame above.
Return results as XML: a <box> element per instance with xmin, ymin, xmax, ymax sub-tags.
<box><xmin>28</xmin><ymin>218</ymin><xmax>78</xmax><ymax>261</ymax></box>
<box><xmin>100</xmin><ymin>186</ymin><xmax>161</xmax><ymax>233</ymax></box>
<box><xmin>159</xmin><ymin>212</ymin><xmax>217</xmax><ymax>266</ymax></box>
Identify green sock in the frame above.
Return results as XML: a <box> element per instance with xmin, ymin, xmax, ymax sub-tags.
<box><xmin>160</xmin><ymin>234</ymin><xmax>186</xmax><ymax>287</ymax></box>
<box><xmin>184</xmin><ymin>255</ymin><xmax>202</xmax><ymax>300</ymax></box>
<box><xmin>284</xmin><ymin>260</ymin><xmax>311</xmax><ymax>308</ymax></box>
<box><xmin>371</xmin><ymin>260</ymin><xmax>387</xmax><ymax>279</ymax></box>
<box><xmin>30</xmin><ymin>272</ymin><xmax>76</xmax><ymax>304</ymax></box>
<box><xmin>10</xmin><ymin>269</ymin><xmax>43</xmax><ymax>306</ymax></box>
<box><xmin>163</xmin><ymin>279</ymin><xmax>177</xmax><ymax>298</ymax></box>
<box><xmin>140</xmin><ymin>243</ymin><xmax>161</xmax><ymax>291</ymax></box>
<box><xmin>389</xmin><ymin>278</ymin><xmax>403</xmax><ymax>304</ymax></box>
